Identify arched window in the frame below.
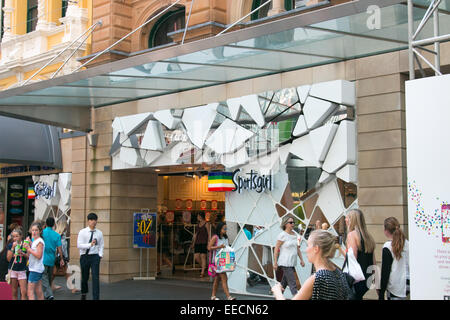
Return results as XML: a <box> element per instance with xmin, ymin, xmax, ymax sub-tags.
<box><xmin>251</xmin><ymin>0</ymin><xmax>297</xmax><ymax>21</ymax></box>
<box><xmin>148</xmin><ymin>8</ymin><xmax>185</xmax><ymax>49</ymax></box>
<box><xmin>27</xmin><ymin>0</ymin><xmax>38</xmax><ymax>33</ymax></box>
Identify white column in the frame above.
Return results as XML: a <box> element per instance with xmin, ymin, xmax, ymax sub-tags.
<box><xmin>58</xmin><ymin>1</ymin><xmax>88</xmax><ymax>75</ymax></box>
<box><xmin>2</xmin><ymin>0</ymin><xmax>14</xmax><ymax>42</ymax></box>
<box><xmin>36</xmin><ymin>0</ymin><xmax>49</xmax><ymax>30</ymax></box>
<box><xmin>268</xmin><ymin>0</ymin><xmax>285</xmax><ymax>16</ymax></box>
<box><xmin>60</xmin><ymin>1</ymin><xmax>88</xmax><ymax>42</ymax></box>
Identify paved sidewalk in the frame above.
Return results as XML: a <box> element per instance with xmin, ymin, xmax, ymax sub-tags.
<box><xmin>52</xmin><ymin>276</ymin><xmax>273</xmax><ymax>300</ymax></box>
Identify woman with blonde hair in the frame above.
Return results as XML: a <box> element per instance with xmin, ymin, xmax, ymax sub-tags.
<box><xmin>378</xmin><ymin>217</ymin><xmax>409</xmax><ymax>300</ymax></box>
<box><xmin>344</xmin><ymin>209</ymin><xmax>377</xmax><ymax>300</ymax></box>
<box><xmin>273</xmin><ymin>215</ymin><xmax>305</xmax><ymax>296</ymax></box>
<box><xmin>272</xmin><ymin>229</ymin><xmax>352</xmax><ymax>300</ymax></box>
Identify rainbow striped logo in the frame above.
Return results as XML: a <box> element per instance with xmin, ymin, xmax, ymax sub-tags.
<box><xmin>28</xmin><ymin>187</ymin><xmax>35</xmax><ymax>199</ymax></box>
<box><xmin>208</xmin><ymin>172</ymin><xmax>235</xmax><ymax>192</ymax></box>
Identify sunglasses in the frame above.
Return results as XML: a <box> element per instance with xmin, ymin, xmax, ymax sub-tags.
<box><xmin>287</xmin><ymin>221</ymin><xmax>295</xmax><ymax>224</ymax></box>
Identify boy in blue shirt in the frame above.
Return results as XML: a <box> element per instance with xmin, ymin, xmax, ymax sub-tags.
<box><xmin>42</xmin><ymin>217</ymin><xmax>65</xmax><ymax>300</ymax></box>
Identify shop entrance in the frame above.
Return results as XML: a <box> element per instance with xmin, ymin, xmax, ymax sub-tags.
<box><xmin>156</xmin><ymin>168</ymin><xmax>226</xmax><ymax>281</ymax></box>
<box><xmin>5</xmin><ymin>177</ymin><xmax>35</xmax><ymax>238</ymax></box>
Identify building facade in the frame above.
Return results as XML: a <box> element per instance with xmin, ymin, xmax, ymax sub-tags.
<box><xmin>0</xmin><ymin>0</ymin><xmax>448</xmax><ymax>298</ymax></box>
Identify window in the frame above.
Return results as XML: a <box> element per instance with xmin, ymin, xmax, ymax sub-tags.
<box><xmin>62</xmin><ymin>0</ymin><xmax>69</xmax><ymax>18</ymax></box>
<box><xmin>27</xmin><ymin>0</ymin><xmax>38</xmax><ymax>33</ymax></box>
<box><xmin>148</xmin><ymin>8</ymin><xmax>185</xmax><ymax>49</ymax></box>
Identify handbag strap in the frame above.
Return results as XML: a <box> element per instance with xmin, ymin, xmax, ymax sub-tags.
<box><xmin>9</xmin><ymin>249</ymin><xmax>19</xmax><ymax>269</ymax></box>
<box><xmin>342</xmin><ymin>251</ymin><xmax>349</xmax><ymax>270</ymax></box>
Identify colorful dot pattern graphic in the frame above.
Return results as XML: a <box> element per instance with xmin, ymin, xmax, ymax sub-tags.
<box><xmin>408</xmin><ymin>181</ymin><xmax>447</xmax><ymax>241</ymax></box>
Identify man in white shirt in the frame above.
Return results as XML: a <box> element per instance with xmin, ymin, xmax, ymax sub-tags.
<box><xmin>77</xmin><ymin>212</ymin><xmax>104</xmax><ymax>300</ymax></box>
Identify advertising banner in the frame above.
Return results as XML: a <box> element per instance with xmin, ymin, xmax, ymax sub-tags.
<box><xmin>406</xmin><ymin>74</ymin><xmax>450</xmax><ymax>300</ymax></box>
<box><xmin>133</xmin><ymin>212</ymin><xmax>157</xmax><ymax>248</ymax></box>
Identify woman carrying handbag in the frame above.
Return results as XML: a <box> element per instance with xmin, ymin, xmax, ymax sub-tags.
<box><xmin>344</xmin><ymin>209</ymin><xmax>376</xmax><ymax>300</ymax></box>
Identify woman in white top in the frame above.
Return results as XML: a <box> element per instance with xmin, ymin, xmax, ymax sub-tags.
<box><xmin>378</xmin><ymin>217</ymin><xmax>410</xmax><ymax>300</ymax></box>
<box><xmin>24</xmin><ymin>221</ymin><xmax>45</xmax><ymax>300</ymax></box>
<box><xmin>273</xmin><ymin>216</ymin><xmax>305</xmax><ymax>296</ymax></box>
<box><xmin>208</xmin><ymin>222</ymin><xmax>235</xmax><ymax>301</ymax></box>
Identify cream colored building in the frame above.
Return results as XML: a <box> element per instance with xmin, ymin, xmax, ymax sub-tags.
<box><xmin>0</xmin><ymin>0</ymin><xmax>92</xmax><ymax>88</ymax></box>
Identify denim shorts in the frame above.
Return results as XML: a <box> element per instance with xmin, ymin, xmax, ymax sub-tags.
<box><xmin>28</xmin><ymin>271</ymin><xmax>43</xmax><ymax>283</ymax></box>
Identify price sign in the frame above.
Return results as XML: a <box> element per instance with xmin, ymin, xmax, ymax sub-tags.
<box><xmin>133</xmin><ymin>212</ymin><xmax>157</xmax><ymax>248</ymax></box>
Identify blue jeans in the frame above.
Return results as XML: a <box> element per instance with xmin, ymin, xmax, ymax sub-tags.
<box><xmin>80</xmin><ymin>254</ymin><xmax>100</xmax><ymax>300</ymax></box>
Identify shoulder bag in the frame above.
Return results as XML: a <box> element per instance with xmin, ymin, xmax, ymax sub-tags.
<box><xmin>342</xmin><ymin>247</ymin><xmax>365</xmax><ymax>284</ymax></box>
<box><xmin>5</xmin><ymin>254</ymin><xmax>18</xmax><ymax>285</ymax></box>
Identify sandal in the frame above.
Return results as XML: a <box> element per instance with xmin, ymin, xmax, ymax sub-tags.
<box><xmin>227</xmin><ymin>296</ymin><xmax>236</xmax><ymax>300</ymax></box>
<box><xmin>211</xmin><ymin>296</ymin><xmax>219</xmax><ymax>300</ymax></box>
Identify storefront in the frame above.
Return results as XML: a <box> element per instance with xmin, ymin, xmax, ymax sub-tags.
<box><xmin>0</xmin><ymin>165</ymin><xmax>72</xmax><ymax>250</ymax></box>
<box><xmin>156</xmin><ymin>170</ymin><xmax>225</xmax><ymax>279</ymax></box>
<box><xmin>111</xmin><ymin>79</ymin><xmax>358</xmax><ymax>296</ymax></box>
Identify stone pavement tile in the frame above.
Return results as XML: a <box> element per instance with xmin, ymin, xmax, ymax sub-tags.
<box><xmin>52</xmin><ymin>277</ymin><xmax>273</xmax><ymax>301</ymax></box>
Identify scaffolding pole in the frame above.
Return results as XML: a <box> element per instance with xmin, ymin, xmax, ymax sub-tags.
<box><xmin>408</xmin><ymin>0</ymin><xmax>449</xmax><ymax>79</ymax></box>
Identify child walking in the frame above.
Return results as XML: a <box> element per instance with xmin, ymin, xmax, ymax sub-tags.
<box><xmin>24</xmin><ymin>221</ymin><xmax>45</xmax><ymax>300</ymax></box>
<box><xmin>6</xmin><ymin>227</ymin><xmax>28</xmax><ymax>300</ymax></box>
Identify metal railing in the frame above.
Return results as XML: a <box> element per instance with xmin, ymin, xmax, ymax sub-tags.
<box><xmin>21</xmin><ymin>20</ymin><xmax>102</xmax><ymax>86</ymax></box>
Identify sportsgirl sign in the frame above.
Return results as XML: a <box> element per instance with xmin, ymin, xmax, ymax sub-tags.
<box><xmin>232</xmin><ymin>169</ymin><xmax>273</xmax><ymax>194</ymax></box>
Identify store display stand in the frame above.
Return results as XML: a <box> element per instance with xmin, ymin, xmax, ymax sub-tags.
<box><xmin>133</xmin><ymin>208</ymin><xmax>155</xmax><ymax>281</ymax></box>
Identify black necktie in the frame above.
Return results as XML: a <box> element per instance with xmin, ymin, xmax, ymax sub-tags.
<box><xmin>85</xmin><ymin>230</ymin><xmax>95</xmax><ymax>255</ymax></box>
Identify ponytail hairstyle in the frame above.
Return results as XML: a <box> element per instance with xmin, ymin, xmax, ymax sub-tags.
<box><xmin>309</xmin><ymin>230</ymin><xmax>338</xmax><ymax>261</ymax></box>
<box><xmin>347</xmin><ymin>209</ymin><xmax>376</xmax><ymax>254</ymax></box>
<box><xmin>384</xmin><ymin>217</ymin><xmax>406</xmax><ymax>260</ymax></box>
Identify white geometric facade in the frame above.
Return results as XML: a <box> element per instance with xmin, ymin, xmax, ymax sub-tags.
<box><xmin>110</xmin><ymin>80</ymin><xmax>358</xmax><ymax>297</ymax></box>
<box><xmin>33</xmin><ymin>173</ymin><xmax>72</xmax><ymax>231</ymax></box>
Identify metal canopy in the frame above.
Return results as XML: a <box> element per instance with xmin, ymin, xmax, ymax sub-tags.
<box><xmin>0</xmin><ymin>116</ymin><xmax>62</xmax><ymax>168</ymax></box>
<box><xmin>0</xmin><ymin>0</ymin><xmax>448</xmax><ymax>131</ymax></box>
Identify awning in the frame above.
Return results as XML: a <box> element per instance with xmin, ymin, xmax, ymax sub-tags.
<box><xmin>0</xmin><ymin>0</ymin><xmax>448</xmax><ymax>131</ymax></box>
<box><xmin>0</xmin><ymin>116</ymin><xmax>62</xmax><ymax>168</ymax></box>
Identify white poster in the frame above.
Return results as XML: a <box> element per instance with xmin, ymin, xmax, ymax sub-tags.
<box><xmin>406</xmin><ymin>74</ymin><xmax>450</xmax><ymax>300</ymax></box>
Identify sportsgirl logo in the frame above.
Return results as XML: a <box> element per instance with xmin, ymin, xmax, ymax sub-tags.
<box><xmin>232</xmin><ymin>169</ymin><xmax>273</xmax><ymax>194</ymax></box>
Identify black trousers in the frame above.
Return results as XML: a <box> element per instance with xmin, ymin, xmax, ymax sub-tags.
<box><xmin>354</xmin><ymin>280</ymin><xmax>369</xmax><ymax>300</ymax></box>
<box><xmin>80</xmin><ymin>254</ymin><xmax>100</xmax><ymax>300</ymax></box>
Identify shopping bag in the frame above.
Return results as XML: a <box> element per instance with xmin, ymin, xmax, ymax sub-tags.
<box><xmin>342</xmin><ymin>247</ymin><xmax>365</xmax><ymax>283</ymax></box>
<box><xmin>0</xmin><ymin>282</ymin><xmax>12</xmax><ymax>300</ymax></box>
<box><xmin>215</xmin><ymin>246</ymin><xmax>236</xmax><ymax>273</ymax></box>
